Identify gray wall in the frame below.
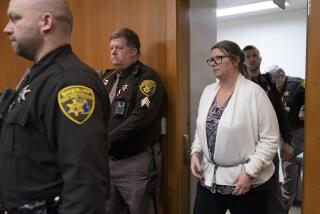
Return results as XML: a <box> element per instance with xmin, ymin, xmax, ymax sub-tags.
<box><xmin>189</xmin><ymin>0</ymin><xmax>217</xmax><ymax>212</ymax></box>
<box><xmin>217</xmin><ymin>9</ymin><xmax>307</xmax><ymax>78</ymax></box>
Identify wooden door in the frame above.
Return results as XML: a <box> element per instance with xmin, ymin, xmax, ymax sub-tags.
<box><xmin>302</xmin><ymin>0</ymin><xmax>320</xmax><ymax>213</ymax></box>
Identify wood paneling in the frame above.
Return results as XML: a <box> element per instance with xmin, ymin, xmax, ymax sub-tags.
<box><xmin>0</xmin><ymin>0</ymin><xmax>32</xmax><ymax>89</ymax></box>
<box><xmin>302</xmin><ymin>0</ymin><xmax>320</xmax><ymax>213</ymax></box>
<box><xmin>67</xmin><ymin>0</ymin><xmax>169</xmax><ymax>73</ymax></box>
<box><xmin>0</xmin><ymin>0</ymin><xmax>190</xmax><ymax>213</ymax></box>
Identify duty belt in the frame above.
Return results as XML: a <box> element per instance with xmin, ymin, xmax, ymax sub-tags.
<box><xmin>0</xmin><ymin>196</ymin><xmax>60</xmax><ymax>214</ymax></box>
<box><xmin>109</xmin><ymin>147</ymin><xmax>147</xmax><ymax>161</ymax></box>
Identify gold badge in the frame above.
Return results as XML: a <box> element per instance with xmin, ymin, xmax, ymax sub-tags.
<box><xmin>58</xmin><ymin>85</ymin><xmax>95</xmax><ymax>125</ymax></box>
<box><xmin>284</xmin><ymin>90</ymin><xmax>290</xmax><ymax>97</ymax></box>
<box><xmin>301</xmin><ymin>80</ymin><xmax>305</xmax><ymax>88</ymax></box>
<box><xmin>141</xmin><ymin>97</ymin><xmax>151</xmax><ymax>108</ymax></box>
<box><xmin>117</xmin><ymin>83</ymin><xmax>129</xmax><ymax>96</ymax></box>
<box><xmin>139</xmin><ymin>80</ymin><xmax>156</xmax><ymax>97</ymax></box>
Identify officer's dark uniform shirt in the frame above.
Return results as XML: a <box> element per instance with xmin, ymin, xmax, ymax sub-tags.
<box><xmin>0</xmin><ymin>45</ymin><xmax>110</xmax><ymax>213</ymax></box>
<box><xmin>101</xmin><ymin>61</ymin><xmax>164</xmax><ymax>159</ymax></box>
<box><xmin>279</xmin><ymin>76</ymin><xmax>305</xmax><ymax>129</ymax></box>
<box><xmin>251</xmin><ymin>73</ymin><xmax>292</xmax><ymax>144</ymax></box>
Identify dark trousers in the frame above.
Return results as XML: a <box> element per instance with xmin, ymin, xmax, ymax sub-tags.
<box><xmin>193</xmin><ymin>181</ymin><xmax>271</xmax><ymax>214</ymax></box>
<box><xmin>268</xmin><ymin>154</ymin><xmax>286</xmax><ymax>214</ymax></box>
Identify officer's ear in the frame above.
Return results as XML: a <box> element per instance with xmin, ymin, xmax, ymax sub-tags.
<box><xmin>40</xmin><ymin>13</ymin><xmax>53</xmax><ymax>32</ymax></box>
<box><xmin>130</xmin><ymin>48</ymin><xmax>138</xmax><ymax>56</ymax></box>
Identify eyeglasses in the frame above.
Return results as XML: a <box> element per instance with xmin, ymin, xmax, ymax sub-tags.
<box><xmin>206</xmin><ymin>55</ymin><xmax>231</xmax><ymax>66</ymax></box>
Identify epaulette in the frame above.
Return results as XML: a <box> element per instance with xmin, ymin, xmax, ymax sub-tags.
<box><xmin>288</xmin><ymin>76</ymin><xmax>305</xmax><ymax>88</ymax></box>
<box><xmin>262</xmin><ymin>72</ymin><xmax>272</xmax><ymax>82</ymax></box>
<box><xmin>98</xmin><ymin>68</ymin><xmax>116</xmax><ymax>79</ymax></box>
<box><xmin>132</xmin><ymin>65</ymin><xmax>140</xmax><ymax>77</ymax></box>
<box><xmin>136</xmin><ymin>62</ymin><xmax>157</xmax><ymax>77</ymax></box>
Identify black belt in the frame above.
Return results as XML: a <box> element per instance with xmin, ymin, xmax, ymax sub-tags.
<box><xmin>1</xmin><ymin>196</ymin><xmax>60</xmax><ymax>214</ymax></box>
<box><xmin>109</xmin><ymin>147</ymin><xmax>149</xmax><ymax>161</ymax></box>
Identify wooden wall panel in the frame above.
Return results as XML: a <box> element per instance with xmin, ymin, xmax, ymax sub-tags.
<box><xmin>0</xmin><ymin>0</ymin><xmax>32</xmax><ymax>89</ymax></box>
<box><xmin>67</xmin><ymin>0</ymin><xmax>168</xmax><ymax>74</ymax></box>
<box><xmin>302</xmin><ymin>0</ymin><xmax>320</xmax><ymax>213</ymax></box>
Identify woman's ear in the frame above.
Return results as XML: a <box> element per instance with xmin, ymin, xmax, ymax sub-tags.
<box><xmin>232</xmin><ymin>56</ymin><xmax>240</xmax><ymax>67</ymax></box>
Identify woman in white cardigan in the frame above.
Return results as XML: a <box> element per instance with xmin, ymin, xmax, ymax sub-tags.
<box><xmin>190</xmin><ymin>40</ymin><xmax>280</xmax><ymax>214</ymax></box>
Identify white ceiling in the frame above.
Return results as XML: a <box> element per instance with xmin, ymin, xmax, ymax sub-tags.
<box><xmin>217</xmin><ymin>0</ymin><xmax>307</xmax><ymax>9</ymax></box>
<box><xmin>216</xmin><ymin>0</ymin><xmax>307</xmax><ymax>20</ymax></box>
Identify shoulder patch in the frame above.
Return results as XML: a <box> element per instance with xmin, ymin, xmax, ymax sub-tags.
<box><xmin>139</xmin><ymin>79</ymin><xmax>156</xmax><ymax>96</ymax></box>
<box><xmin>58</xmin><ymin>85</ymin><xmax>95</xmax><ymax>125</ymax></box>
<box><xmin>301</xmin><ymin>80</ymin><xmax>305</xmax><ymax>88</ymax></box>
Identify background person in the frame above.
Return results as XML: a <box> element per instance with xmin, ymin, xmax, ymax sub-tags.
<box><xmin>243</xmin><ymin>45</ymin><xmax>292</xmax><ymax>214</ymax></box>
<box><xmin>267</xmin><ymin>65</ymin><xmax>305</xmax><ymax>213</ymax></box>
<box><xmin>0</xmin><ymin>0</ymin><xmax>110</xmax><ymax>213</ymax></box>
<box><xmin>101</xmin><ymin>28</ymin><xmax>164</xmax><ymax>214</ymax></box>
<box><xmin>190</xmin><ymin>40</ymin><xmax>279</xmax><ymax>214</ymax></box>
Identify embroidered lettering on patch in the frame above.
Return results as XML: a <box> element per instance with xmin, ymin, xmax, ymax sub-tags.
<box><xmin>139</xmin><ymin>80</ymin><xmax>156</xmax><ymax>97</ymax></box>
<box><xmin>58</xmin><ymin>85</ymin><xmax>95</xmax><ymax>125</ymax></box>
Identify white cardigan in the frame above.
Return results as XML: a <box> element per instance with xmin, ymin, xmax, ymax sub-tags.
<box><xmin>191</xmin><ymin>74</ymin><xmax>280</xmax><ymax>187</ymax></box>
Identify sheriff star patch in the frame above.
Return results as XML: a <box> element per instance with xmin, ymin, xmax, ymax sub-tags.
<box><xmin>58</xmin><ymin>85</ymin><xmax>95</xmax><ymax>125</ymax></box>
<box><xmin>139</xmin><ymin>80</ymin><xmax>156</xmax><ymax>97</ymax></box>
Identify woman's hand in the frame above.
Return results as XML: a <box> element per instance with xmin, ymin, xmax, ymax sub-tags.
<box><xmin>232</xmin><ymin>171</ymin><xmax>252</xmax><ymax>196</ymax></box>
<box><xmin>190</xmin><ymin>153</ymin><xmax>203</xmax><ymax>180</ymax></box>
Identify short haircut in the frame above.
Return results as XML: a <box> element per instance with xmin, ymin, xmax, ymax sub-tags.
<box><xmin>35</xmin><ymin>0</ymin><xmax>73</xmax><ymax>34</ymax></box>
<box><xmin>242</xmin><ymin>45</ymin><xmax>260</xmax><ymax>55</ymax></box>
<box><xmin>110</xmin><ymin>28</ymin><xmax>141</xmax><ymax>52</ymax></box>
<box><xmin>267</xmin><ymin>65</ymin><xmax>286</xmax><ymax>77</ymax></box>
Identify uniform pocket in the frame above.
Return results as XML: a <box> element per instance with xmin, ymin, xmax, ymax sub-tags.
<box><xmin>5</xmin><ymin>102</ymin><xmax>29</xmax><ymax>127</ymax></box>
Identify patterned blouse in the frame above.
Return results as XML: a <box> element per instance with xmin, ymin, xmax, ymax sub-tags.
<box><xmin>200</xmin><ymin>95</ymin><xmax>235</xmax><ymax>195</ymax></box>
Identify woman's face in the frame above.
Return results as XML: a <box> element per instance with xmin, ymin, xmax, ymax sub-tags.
<box><xmin>209</xmin><ymin>48</ymin><xmax>238</xmax><ymax>80</ymax></box>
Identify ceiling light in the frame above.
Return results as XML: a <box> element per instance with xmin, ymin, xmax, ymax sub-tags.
<box><xmin>217</xmin><ymin>1</ymin><xmax>290</xmax><ymax>17</ymax></box>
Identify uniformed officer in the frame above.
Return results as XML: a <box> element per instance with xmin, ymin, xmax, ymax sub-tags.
<box><xmin>101</xmin><ymin>28</ymin><xmax>164</xmax><ymax>214</ymax></box>
<box><xmin>243</xmin><ymin>45</ymin><xmax>292</xmax><ymax>214</ymax></box>
<box><xmin>267</xmin><ymin>65</ymin><xmax>305</xmax><ymax>214</ymax></box>
<box><xmin>0</xmin><ymin>0</ymin><xmax>110</xmax><ymax>213</ymax></box>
